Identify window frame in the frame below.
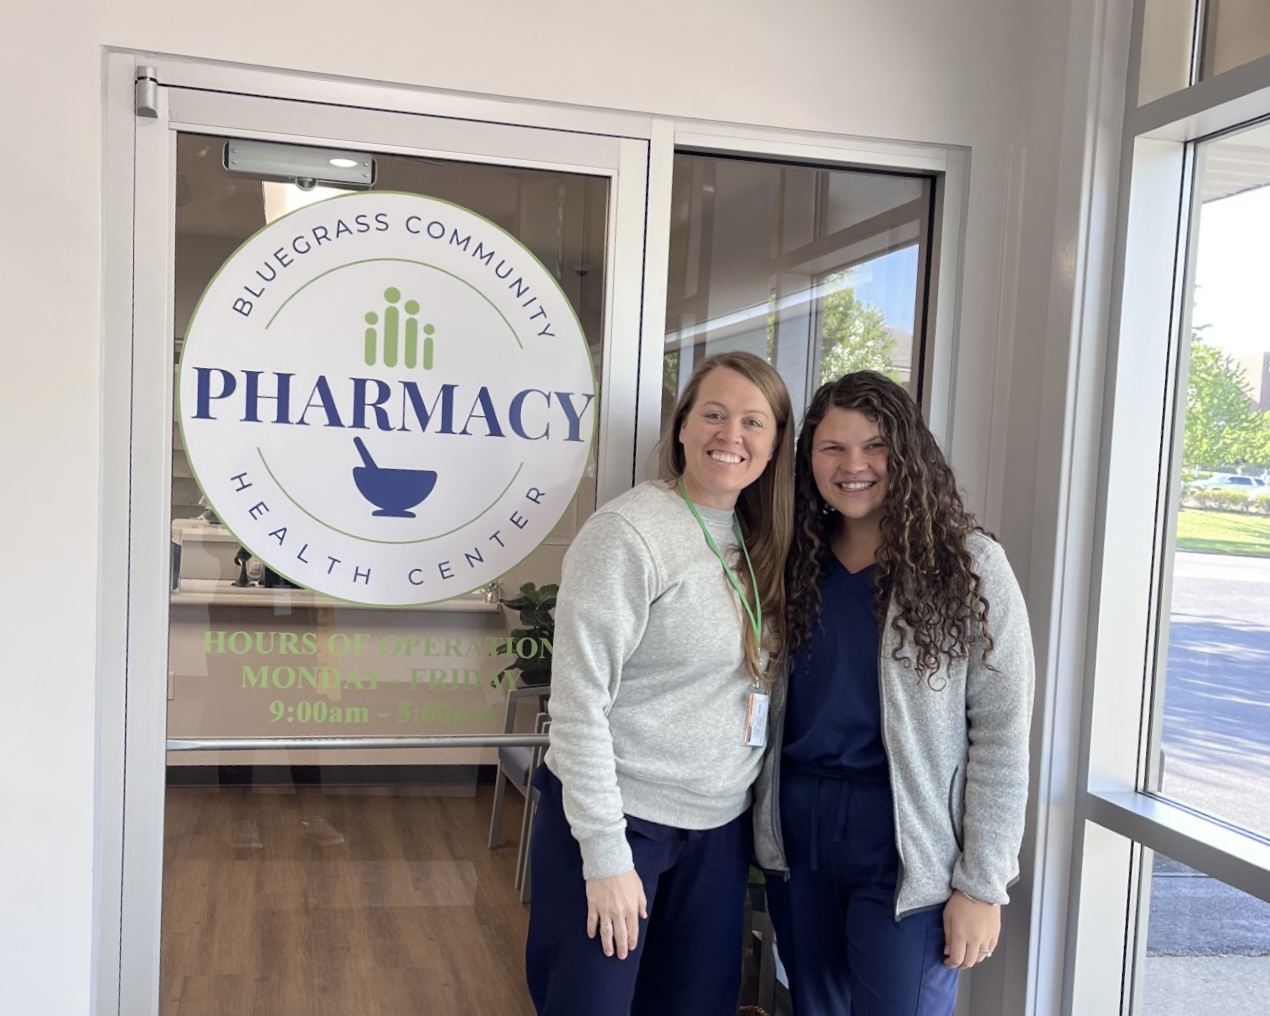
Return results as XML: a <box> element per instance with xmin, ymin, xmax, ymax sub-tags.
<box><xmin>1068</xmin><ymin>3</ymin><xmax>1270</xmax><ymax>1013</ymax></box>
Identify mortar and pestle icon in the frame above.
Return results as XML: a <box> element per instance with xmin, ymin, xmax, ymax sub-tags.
<box><xmin>352</xmin><ymin>436</ymin><xmax>437</xmax><ymax>518</ymax></box>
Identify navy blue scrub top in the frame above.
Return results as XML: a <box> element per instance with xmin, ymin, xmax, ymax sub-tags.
<box><xmin>782</xmin><ymin>559</ymin><xmax>889</xmax><ymax>781</ymax></box>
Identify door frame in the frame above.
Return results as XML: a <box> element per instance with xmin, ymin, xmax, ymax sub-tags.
<box><xmin>108</xmin><ymin>62</ymin><xmax>651</xmax><ymax>1016</ymax></box>
<box><xmin>99</xmin><ymin>50</ymin><xmax>971</xmax><ymax>1016</ymax></box>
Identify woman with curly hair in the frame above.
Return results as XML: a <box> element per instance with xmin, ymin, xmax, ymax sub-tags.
<box><xmin>753</xmin><ymin>371</ymin><xmax>1035</xmax><ymax>1016</ymax></box>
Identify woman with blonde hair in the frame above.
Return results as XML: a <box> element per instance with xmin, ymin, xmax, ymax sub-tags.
<box><xmin>526</xmin><ymin>351</ymin><xmax>794</xmax><ymax>1016</ymax></box>
<box><xmin>754</xmin><ymin>371</ymin><xmax>1035</xmax><ymax>1016</ymax></box>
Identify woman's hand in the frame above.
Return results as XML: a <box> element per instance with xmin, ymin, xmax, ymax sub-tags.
<box><xmin>586</xmin><ymin>870</ymin><xmax>648</xmax><ymax>959</ymax></box>
<box><xmin>942</xmin><ymin>889</ymin><xmax>1000</xmax><ymax>969</ymax></box>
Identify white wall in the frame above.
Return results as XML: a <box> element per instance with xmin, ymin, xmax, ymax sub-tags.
<box><xmin>0</xmin><ymin>1</ymin><xmax>1110</xmax><ymax>1013</ymax></box>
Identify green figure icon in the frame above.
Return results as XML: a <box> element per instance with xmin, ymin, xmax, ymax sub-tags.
<box><xmin>363</xmin><ymin>287</ymin><xmax>435</xmax><ymax>369</ymax></box>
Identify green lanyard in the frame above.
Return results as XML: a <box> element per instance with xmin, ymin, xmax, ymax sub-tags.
<box><xmin>676</xmin><ymin>478</ymin><xmax>763</xmax><ymax>646</ymax></box>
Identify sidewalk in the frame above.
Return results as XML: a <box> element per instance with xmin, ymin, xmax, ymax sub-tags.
<box><xmin>1142</xmin><ymin>956</ymin><xmax>1270</xmax><ymax>1015</ymax></box>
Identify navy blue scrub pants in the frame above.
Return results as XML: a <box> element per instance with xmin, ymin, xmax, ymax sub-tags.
<box><xmin>525</xmin><ymin>768</ymin><xmax>750</xmax><ymax>1016</ymax></box>
<box><xmin>764</xmin><ymin>770</ymin><xmax>960</xmax><ymax>1016</ymax></box>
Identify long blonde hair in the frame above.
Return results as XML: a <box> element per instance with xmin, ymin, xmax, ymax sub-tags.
<box><xmin>657</xmin><ymin>352</ymin><xmax>795</xmax><ymax>683</ymax></box>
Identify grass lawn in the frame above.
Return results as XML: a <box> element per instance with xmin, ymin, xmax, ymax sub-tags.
<box><xmin>1176</xmin><ymin>509</ymin><xmax>1270</xmax><ymax>557</ymax></box>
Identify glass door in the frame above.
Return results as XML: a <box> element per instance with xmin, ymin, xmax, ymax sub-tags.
<box><xmin>122</xmin><ymin>86</ymin><xmax>648</xmax><ymax>1016</ymax></box>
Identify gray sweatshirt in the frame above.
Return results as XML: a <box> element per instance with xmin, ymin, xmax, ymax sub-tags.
<box><xmin>544</xmin><ymin>481</ymin><xmax>764</xmax><ymax>880</ymax></box>
<box><xmin>753</xmin><ymin>531</ymin><xmax>1035</xmax><ymax>917</ymax></box>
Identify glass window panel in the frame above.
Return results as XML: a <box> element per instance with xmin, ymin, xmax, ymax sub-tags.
<box><xmin>1202</xmin><ymin>0</ymin><xmax>1270</xmax><ymax>79</ymax></box>
<box><xmin>1137</xmin><ymin>849</ymin><xmax>1270</xmax><ymax>1015</ymax></box>
<box><xmin>662</xmin><ymin>152</ymin><xmax>933</xmax><ymax>425</ymax></box>
<box><xmin>1139</xmin><ymin>0</ymin><xmax>1198</xmax><ymax>104</ymax></box>
<box><xmin>823</xmin><ymin>173</ymin><xmax>926</xmax><ymax>235</ymax></box>
<box><xmin>1160</xmin><ymin>124</ymin><xmax>1270</xmax><ymax>841</ymax></box>
<box><xmin>163</xmin><ymin>133</ymin><xmax>608</xmax><ymax>1014</ymax></box>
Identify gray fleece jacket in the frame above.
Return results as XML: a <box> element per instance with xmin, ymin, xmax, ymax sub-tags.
<box><xmin>545</xmin><ymin>481</ymin><xmax>765</xmax><ymax>880</ymax></box>
<box><xmin>753</xmin><ymin>531</ymin><xmax>1035</xmax><ymax>918</ymax></box>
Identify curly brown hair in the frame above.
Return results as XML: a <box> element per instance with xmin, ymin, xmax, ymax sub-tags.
<box><xmin>786</xmin><ymin>371</ymin><xmax>994</xmax><ymax>684</ymax></box>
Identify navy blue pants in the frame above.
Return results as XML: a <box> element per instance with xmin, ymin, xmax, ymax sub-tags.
<box><xmin>764</xmin><ymin>771</ymin><xmax>959</xmax><ymax>1016</ymax></box>
<box><xmin>525</xmin><ymin>768</ymin><xmax>750</xmax><ymax>1016</ymax></box>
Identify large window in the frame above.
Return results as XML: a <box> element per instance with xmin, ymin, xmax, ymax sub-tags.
<box><xmin>1157</xmin><ymin>125</ymin><xmax>1270</xmax><ymax>843</ymax></box>
<box><xmin>1075</xmin><ymin>4</ymin><xmax>1270</xmax><ymax>1013</ymax></box>
<box><xmin>661</xmin><ymin>152</ymin><xmax>933</xmax><ymax>420</ymax></box>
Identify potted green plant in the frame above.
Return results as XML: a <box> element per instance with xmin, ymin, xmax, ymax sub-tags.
<box><xmin>499</xmin><ymin>581</ymin><xmax>557</xmax><ymax>687</ymax></box>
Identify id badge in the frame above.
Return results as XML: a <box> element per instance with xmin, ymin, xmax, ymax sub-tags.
<box><xmin>743</xmin><ymin>690</ymin><xmax>770</xmax><ymax>748</ymax></box>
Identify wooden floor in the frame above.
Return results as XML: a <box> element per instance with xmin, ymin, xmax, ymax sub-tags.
<box><xmin>160</xmin><ymin>782</ymin><xmax>537</xmax><ymax>1016</ymax></box>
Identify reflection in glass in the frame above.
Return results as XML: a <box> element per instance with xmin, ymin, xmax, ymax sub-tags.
<box><xmin>1139</xmin><ymin>850</ymin><xmax>1270</xmax><ymax>1015</ymax></box>
<box><xmin>662</xmin><ymin>153</ymin><xmax>933</xmax><ymax>425</ymax></box>
<box><xmin>1162</xmin><ymin>124</ymin><xmax>1270</xmax><ymax>841</ymax></box>
<box><xmin>1139</xmin><ymin>0</ymin><xmax>1199</xmax><ymax>104</ymax></box>
<box><xmin>1203</xmin><ymin>0</ymin><xmax>1270</xmax><ymax>79</ymax></box>
<box><xmin>161</xmin><ymin>134</ymin><xmax>608</xmax><ymax>1014</ymax></box>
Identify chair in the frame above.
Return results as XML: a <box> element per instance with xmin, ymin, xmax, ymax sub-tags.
<box><xmin>487</xmin><ymin>685</ymin><xmax>550</xmax><ymax>869</ymax></box>
<box><xmin>516</xmin><ymin>712</ymin><xmax>551</xmax><ymax>903</ymax></box>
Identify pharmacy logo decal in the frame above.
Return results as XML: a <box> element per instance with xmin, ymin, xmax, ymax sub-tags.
<box><xmin>179</xmin><ymin>192</ymin><xmax>596</xmax><ymax>606</ymax></box>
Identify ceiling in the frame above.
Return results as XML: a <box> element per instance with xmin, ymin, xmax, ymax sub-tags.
<box><xmin>1202</xmin><ymin>122</ymin><xmax>1270</xmax><ymax>202</ymax></box>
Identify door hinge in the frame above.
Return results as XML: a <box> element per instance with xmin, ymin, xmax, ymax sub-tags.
<box><xmin>135</xmin><ymin>65</ymin><xmax>159</xmax><ymax>119</ymax></box>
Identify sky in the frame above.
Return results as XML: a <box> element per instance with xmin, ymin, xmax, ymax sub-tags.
<box><xmin>1193</xmin><ymin>183</ymin><xmax>1270</xmax><ymax>358</ymax></box>
<box><xmin>831</xmin><ymin>245</ymin><xmax>919</xmax><ymax>336</ymax></box>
